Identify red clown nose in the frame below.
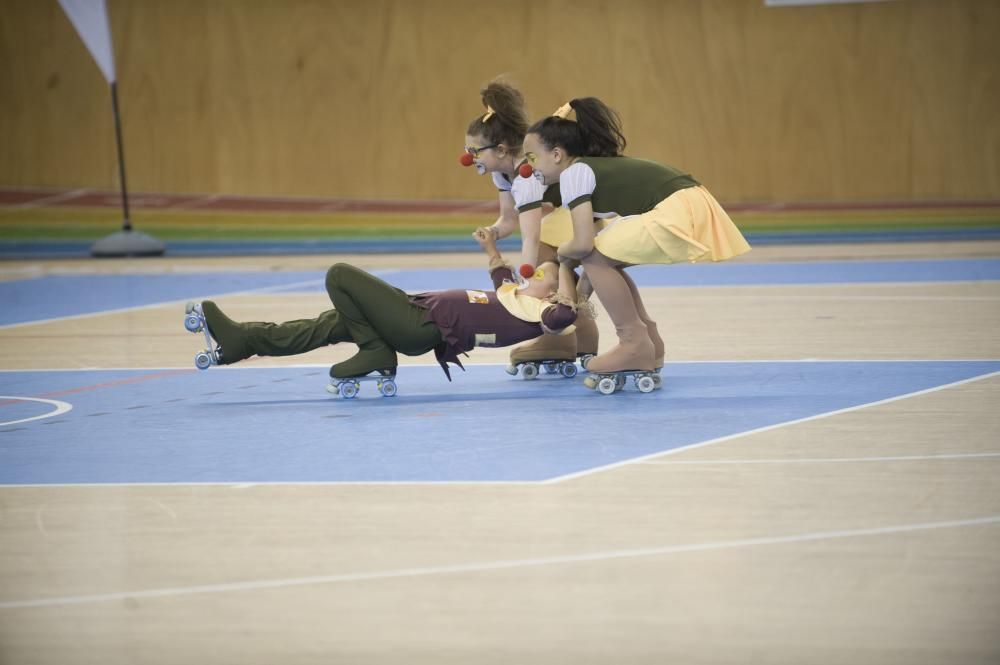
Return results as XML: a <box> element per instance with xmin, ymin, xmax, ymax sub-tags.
<box><xmin>519</xmin><ymin>263</ymin><xmax>535</xmax><ymax>279</ymax></box>
<box><xmin>459</xmin><ymin>152</ymin><xmax>474</xmax><ymax>167</ymax></box>
<box><xmin>518</xmin><ymin>163</ymin><xmax>534</xmax><ymax>178</ymax></box>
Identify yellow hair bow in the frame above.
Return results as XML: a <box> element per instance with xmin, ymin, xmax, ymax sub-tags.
<box><xmin>552</xmin><ymin>102</ymin><xmax>576</xmax><ymax>121</ymax></box>
<box><xmin>482</xmin><ymin>105</ymin><xmax>496</xmax><ymax>122</ymax></box>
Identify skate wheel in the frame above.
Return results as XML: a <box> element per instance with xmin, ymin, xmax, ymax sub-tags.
<box><xmin>579</xmin><ymin>354</ymin><xmax>595</xmax><ymax>370</ymax></box>
<box><xmin>597</xmin><ymin>377</ymin><xmax>617</xmax><ymax>395</ymax></box>
<box><xmin>326</xmin><ymin>382</ymin><xmax>339</xmax><ymax>395</ymax></box>
<box><xmin>583</xmin><ymin>375</ymin><xmax>598</xmax><ymax>390</ymax></box>
<box><xmin>379</xmin><ymin>380</ymin><xmax>397</xmax><ymax>397</ymax></box>
<box><xmin>560</xmin><ymin>362</ymin><xmax>578</xmax><ymax>378</ymax></box>
<box><xmin>184</xmin><ymin>301</ymin><xmax>197</xmax><ymax>315</ymax></box>
<box><xmin>521</xmin><ymin>363</ymin><xmax>539</xmax><ymax>380</ymax></box>
<box><xmin>652</xmin><ymin>374</ymin><xmax>663</xmax><ymax>390</ymax></box>
<box><xmin>636</xmin><ymin>375</ymin><xmax>656</xmax><ymax>393</ymax></box>
<box><xmin>194</xmin><ymin>351</ymin><xmax>212</xmax><ymax>370</ymax></box>
<box><xmin>505</xmin><ymin>364</ymin><xmax>519</xmax><ymax>376</ymax></box>
<box><xmin>184</xmin><ymin>314</ymin><xmax>202</xmax><ymax>333</ymax></box>
<box><xmin>543</xmin><ymin>362</ymin><xmax>558</xmax><ymax>375</ymax></box>
<box><xmin>340</xmin><ymin>382</ymin><xmax>358</xmax><ymax>399</ymax></box>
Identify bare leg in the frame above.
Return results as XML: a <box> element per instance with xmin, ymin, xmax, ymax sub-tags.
<box><xmin>580</xmin><ymin>250</ymin><xmax>654</xmax><ymax>373</ymax></box>
<box><xmin>620</xmin><ymin>270</ymin><xmax>664</xmax><ymax>369</ymax></box>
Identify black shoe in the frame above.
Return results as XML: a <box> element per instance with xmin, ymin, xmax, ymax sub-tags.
<box><xmin>330</xmin><ymin>346</ymin><xmax>398</xmax><ymax>378</ymax></box>
<box><xmin>201</xmin><ymin>301</ymin><xmax>252</xmax><ymax>365</ymax></box>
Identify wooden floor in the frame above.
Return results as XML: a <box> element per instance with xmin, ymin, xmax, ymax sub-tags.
<box><xmin>1</xmin><ymin>241</ymin><xmax>999</xmax><ymax>664</ymax></box>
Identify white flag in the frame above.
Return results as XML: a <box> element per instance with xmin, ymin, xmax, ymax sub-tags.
<box><xmin>58</xmin><ymin>0</ymin><xmax>116</xmax><ymax>84</ymax></box>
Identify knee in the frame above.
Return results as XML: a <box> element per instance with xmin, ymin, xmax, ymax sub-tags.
<box><xmin>582</xmin><ymin>249</ymin><xmax>613</xmax><ymax>268</ymax></box>
<box><xmin>326</xmin><ymin>263</ymin><xmax>350</xmax><ymax>290</ymax></box>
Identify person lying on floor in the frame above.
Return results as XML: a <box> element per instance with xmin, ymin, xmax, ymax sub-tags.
<box><xmin>196</xmin><ymin>229</ymin><xmax>580</xmax><ymax>380</ymax></box>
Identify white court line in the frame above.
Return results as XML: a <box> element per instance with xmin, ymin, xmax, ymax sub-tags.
<box><xmin>542</xmin><ymin>369</ymin><xmax>1000</xmax><ymax>484</ymax></box>
<box><xmin>0</xmin><ymin>514</ymin><xmax>996</xmax><ymax>610</ymax></box>
<box><xmin>0</xmin><ymin>278</ymin><xmax>324</xmax><ymax>331</ymax></box>
<box><xmin>639</xmin><ymin>452</ymin><xmax>1000</xmax><ymax>465</ymax></box>
<box><xmin>0</xmin><ymin>396</ymin><xmax>73</xmax><ymax>427</ymax></box>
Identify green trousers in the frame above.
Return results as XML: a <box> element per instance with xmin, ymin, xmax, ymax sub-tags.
<box><xmin>240</xmin><ymin>263</ymin><xmax>442</xmax><ymax>360</ymax></box>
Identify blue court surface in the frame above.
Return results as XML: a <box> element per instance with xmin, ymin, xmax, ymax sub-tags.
<box><xmin>2</xmin><ymin>258</ymin><xmax>999</xmax><ymax>327</ymax></box>
<box><xmin>3</xmin><ymin>226</ymin><xmax>1000</xmax><ymax>259</ymax></box>
<box><xmin>1</xmin><ymin>360</ymin><xmax>998</xmax><ymax>485</ymax></box>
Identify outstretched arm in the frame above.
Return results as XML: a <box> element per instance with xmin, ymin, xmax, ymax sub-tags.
<box><xmin>558</xmin><ymin>262</ymin><xmax>578</xmax><ymax>303</ymax></box>
<box><xmin>557</xmin><ymin>201</ymin><xmax>596</xmax><ymax>260</ymax></box>
<box><xmin>539</xmin><ymin>262</ymin><xmax>580</xmax><ymax>333</ymax></box>
<box><xmin>475</xmin><ymin>227</ymin><xmax>516</xmax><ymax>288</ymax></box>
<box><xmin>473</xmin><ymin>191</ymin><xmax>518</xmax><ymax>243</ymax></box>
<box><xmin>517</xmin><ymin>207</ymin><xmax>543</xmax><ymax>268</ymax></box>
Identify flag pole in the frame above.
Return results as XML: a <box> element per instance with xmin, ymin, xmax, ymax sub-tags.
<box><xmin>88</xmin><ymin>79</ymin><xmax>165</xmax><ymax>257</ymax></box>
<box><xmin>58</xmin><ymin>0</ymin><xmax>165</xmax><ymax>257</ymax></box>
<box><xmin>110</xmin><ymin>80</ymin><xmax>132</xmax><ymax>232</ymax></box>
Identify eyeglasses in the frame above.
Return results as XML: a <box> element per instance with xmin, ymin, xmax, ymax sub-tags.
<box><xmin>464</xmin><ymin>143</ymin><xmax>498</xmax><ymax>158</ymax></box>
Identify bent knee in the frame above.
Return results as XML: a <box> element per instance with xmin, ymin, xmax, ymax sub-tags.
<box><xmin>326</xmin><ymin>263</ymin><xmax>353</xmax><ymax>288</ymax></box>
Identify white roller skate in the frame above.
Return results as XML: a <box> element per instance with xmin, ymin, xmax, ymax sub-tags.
<box><xmin>506</xmin><ymin>359</ymin><xmax>579</xmax><ymax>380</ymax></box>
<box><xmin>327</xmin><ymin>369</ymin><xmax>398</xmax><ymax>399</ymax></box>
<box><xmin>505</xmin><ymin>332</ymin><xmax>578</xmax><ymax>381</ymax></box>
<box><xmin>582</xmin><ymin>329</ymin><xmax>658</xmax><ymax>394</ymax></box>
<box><xmin>583</xmin><ymin>370</ymin><xmax>659</xmax><ymax>395</ymax></box>
<box><xmin>183</xmin><ymin>302</ymin><xmax>222</xmax><ymax>370</ymax></box>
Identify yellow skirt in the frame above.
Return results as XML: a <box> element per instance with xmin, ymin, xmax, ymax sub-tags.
<box><xmin>539</xmin><ymin>205</ymin><xmax>608</xmax><ymax>248</ymax></box>
<box><xmin>593</xmin><ymin>186</ymin><xmax>751</xmax><ymax>265</ymax></box>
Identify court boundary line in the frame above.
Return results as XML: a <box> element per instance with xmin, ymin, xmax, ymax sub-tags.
<box><xmin>541</xmin><ymin>369</ymin><xmax>1000</xmax><ymax>484</ymax></box>
<box><xmin>639</xmin><ymin>452</ymin><xmax>1000</xmax><ymax>465</ymax></box>
<box><xmin>0</xmin><ymin>278</ymin><xmax>325</xmax><ymax>331</ymax></box>
<box><xmin>1</xmin><ymin>258</ymin><xmax>997</xmax><ymax>331</ymax></box>
<box><xmin>0</xmin><ymin>362</ymin><xmax>997</xmax><ymax>488</ymax></box>
<box><xmin>1</xmin><ymin>514</ymin><xmax>996</xmax><ymax>610</ymax></box>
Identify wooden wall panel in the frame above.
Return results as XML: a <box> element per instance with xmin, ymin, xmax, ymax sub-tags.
<box><xmin>1</xmin><ymin>0</ymin><xmax>997</xmax><ymax>203</ymax></box>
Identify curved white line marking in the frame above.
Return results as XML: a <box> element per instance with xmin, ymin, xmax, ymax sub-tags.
<box><xmin>0</xmin><ymin>396</ymin><xmax>73</xmax><ymax>427</ymax></box>
<box><xmin>0</xmin><ymin>515</ymin><xmax>996</xmax><ymax>610</ymax></box>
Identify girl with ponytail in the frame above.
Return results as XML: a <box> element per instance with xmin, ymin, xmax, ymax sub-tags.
<box><xmin>461</xmin><ymin>80</ymin><xmax>601</xmax><ymax>370</ymax></box>
<box><xmin>521</xmin><ymin>97</ymin><xmax>751</xmax><ymax>381</ymax></box>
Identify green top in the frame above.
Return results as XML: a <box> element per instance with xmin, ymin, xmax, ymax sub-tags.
<box><xmin>562</xmin><ymin>156</ymin><xmax>699</xmax><ymax>215</ymax></box>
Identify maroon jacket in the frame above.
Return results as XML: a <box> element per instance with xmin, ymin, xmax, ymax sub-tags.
<box><xmin>410</xmin><ymin>266</ymin><xmax>576</xmax><ymax>379</ymax></box>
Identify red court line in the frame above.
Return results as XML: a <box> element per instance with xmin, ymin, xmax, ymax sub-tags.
<box><xmin>2</xmin><ymin>187</ymin><xmax>998</xmax><ymax>216</ymax></box>
<box><xmin>38</xmin><ymin>369</ymin><xmax>195</xmax><ymax>400</ymax></box>
<box><xmin>0</xmin><ymin>369</ymin><xmax>194</xmax><ymax>408</ymax></box>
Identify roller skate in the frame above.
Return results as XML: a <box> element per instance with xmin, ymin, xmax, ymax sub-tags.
<box><xmin>582</xmin><ymin>326</ymin><xmax>658</xmax><ymax>395</ymax></box>
<box><xmin>183</xmin><ymin>302</ymin><xmax>222</xmax><ymax>370</ymax></box>
<box><xmin>583</xmin><ymin>370</ymin><xmax>659</xmax><ymax>395</ymax></box>
<box><xmin>327</xmin><ymin>345</ymin><xmax>399</xmax><ymax>399</ymax></box>
<box><xmin>505</xmin><ymin>331</ymin><xmax>578</xmax><ymax>380</ymax></box>
<box><xmin>327</xmin><ymin>368</ymin><xmax>398</xmax><ymax>399</ymax></box>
